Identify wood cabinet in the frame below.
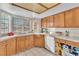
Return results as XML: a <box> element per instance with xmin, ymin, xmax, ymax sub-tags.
<box><xmin>16</xmin><ymin>36</ymin><xmax>26</xmax><ymax>53</ymax></box>
<box><xmin>46</xmin><ymin>16</ymin><xmax>50</xmax><ymax>28</ymax></box>
<box><xmin>0</xmin><ymin>41</ymin><xmax>6</xmax><ymax>56</ymax></box>
<box><xmin>41</xmin><ymin>17</ymin><xmax>47</xmax><ymax>28</ymax></box>
<box><xmin>54</xmin><ymin>12</ymin><xmax>65</xmax><ymax>27</ymax></box>
<box><xmin>6</xmin><ymin>38</ymin><xmax>16</xmax><ymax>56</ymax></box>
<box><xmin>25</xmin><ymin>35</ymin><xmax>34</xmax><ymax>49</ymax></box>
<box><xmin>27</xmin><ymin>35</ymin><xmax>34</xmax><ymax>49</ymax></box>
<box><xmin>0</xmin><ymin>34</ymin><xmax>45</xmax><ymax>56</ymax></box>
<box><xmin>65</xmin><ymin>7</ymin><xmax>79</xmax><ymax>28</ymax></box>
<box><xmin>41</xmin><ymin>7</ymin><xmax>79</xmax><ymax>28</ymax></box>
<box><xmin>73</xmin><ymin>7</ymin><xmax>79</xmax><ymax>27</ymax></box>
<box><xmin>34</xmin><ymin>35</ymin><xmax>45</xmax><ymax>47</ymax></box>
<box><xmin>25</xmin><ymin>36</ymin><xmax>29</xmax><ymax>49</ymax></box>
<box><xmin>47</xmin><ymin>16</ymin><xmax>54</xmax><ymax>28</ymax></box>
<box><xmin>65</xmin><ymin>9</ymin><xmax>74</xmax><ymax>27</ymax></box>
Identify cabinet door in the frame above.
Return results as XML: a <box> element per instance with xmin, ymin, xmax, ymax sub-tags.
<box><xmin>46</xmin><ymin>16</ymin><xmax>50</xmax><ymax>28</ymax></box>
<box><xmin>0</xmin><ymin>41</ymin><xmax>6</xmax><ymax>56</ymax></box>
<box><xmin>25</xmin><ymin>36</ymin><xmax>29</xmax><ymax>49</ymax></box>
<box><xmin>16</xmin><ymin>36</ymin><xmax>25</xmax><ymax>53</ymax></box>
<box><xmin>49</xmin><ymin>16</ymin><xmax>54</xmax><ymax>28</ymax></box>
<box><xmin>41</xmin><ymin>18</ymin><xmax>47</xmax><ymax>28</ymax></box>
<box><xmin>73</xmin><ymin>7</ymin><xmax>79</xmax><ymax>27</ymax></box>
<box><xmin>28</xmin><ymin>35</ymin><xmax>34</xmax><ymax>49</ymax></box>
<box><xmin>6</xmin><ymin>38</ymin><xmax>16</xmax><ymax>56</ymax></box>
<box><xmin>47</xmin><ymin>16</ymin><xmax>54</xmax><ymax>28</ymax></box>
<box><xmin>34</xmin><ymin>35</ymin><xmax>45</xmax><ymax>47</ymax></box>
<box><xmin>54</xmin><ymin>13</ymin><xmax>64</xmax><ymax>27</ymax></box>
<box><xmin>65</xmin><ymin>9</ymin><xmax>73</xmax><ymax>27</ymax></box>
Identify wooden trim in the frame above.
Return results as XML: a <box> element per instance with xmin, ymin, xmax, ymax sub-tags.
<box><xmin>40</xmin><ymin>3</ymin><xmax>61</xmax><ymax>14</ymax></box>
<box><xmin>11</xmin><ymin>3</ymin><xmax>40</xmax><ymax>14</ymax></box>
<box><xmin>11</xmin><ymin>3</ymin><xmax>61</xmax><ymax>14</ymax></box>
<box><xmin>38</xmin><ymin>3</ymin><xmax>48</xmax><ymax>9</ymax></box>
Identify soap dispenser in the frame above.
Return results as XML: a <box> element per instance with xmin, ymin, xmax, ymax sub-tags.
<box><xmin>65</xmin><ymin>30</ymin><xmax>69</xmax><ymax>36</ymax></box>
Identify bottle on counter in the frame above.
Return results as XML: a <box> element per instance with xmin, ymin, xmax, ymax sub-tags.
<box><xmin>65</xmin><ymin>30</ymin><xmax>69</xmax><ymax>36</ymax></box>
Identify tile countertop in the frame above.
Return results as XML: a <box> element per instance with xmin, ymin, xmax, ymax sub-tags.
<box><xmin>50</xmin><ymin>34</ymin><xmax>79</xmax><ymax>42</ymax></box>
<box><xmin>0</xmin><ymin>33</ymin><xmax>46</xmax><ymax>42</ymax></box>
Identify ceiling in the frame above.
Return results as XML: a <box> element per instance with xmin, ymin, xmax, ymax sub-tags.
<box><xmin>11</xmin><ymin>3</ymin><xmax>60</xmax><ymax>14</ymax></box>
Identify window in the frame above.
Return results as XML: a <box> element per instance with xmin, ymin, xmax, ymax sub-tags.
<box><xmin>23</xmin><ymin>18</ymin><xmax>31</xmax><ymax>33</ymax></box>
<box><xmin>12</xmin><ymin>16</ymin><xmax>24</xmax><ymax>34</ymax></box>
<box><xmin>0</xmin><ymin>12</ymin><xmax>9</xmax><ymax>35</ymax></box>
<box><xmin>12</xmin><ymin>16</ymin><xmax>31</xmax><ymax>34</ymax></box>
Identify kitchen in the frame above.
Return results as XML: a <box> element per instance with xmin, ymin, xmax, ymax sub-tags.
<box><xmin>0</xmin><ymin>3</ymin><xmax>79</xmax><ymax>56</ymax></box>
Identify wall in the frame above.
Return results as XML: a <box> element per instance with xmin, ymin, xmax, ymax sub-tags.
<box><xmin>0</xmin><ymin>3</ymin><xmax>40</xmax><ymax>18</ymax></box>
<box><xmin>48</xmin><ymin>28</ymin><xmax>79</xmax><ymax>37</ymax></box>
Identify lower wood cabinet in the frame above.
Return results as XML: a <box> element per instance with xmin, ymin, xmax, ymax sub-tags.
<box><xmin>16</xmin><ymin>36</ymin><xmax>26</xmax><ymax>53</ymax></box>
<box><xmin>6</xmin><ymin>38</ymin><xmax>16</xmax><ymax>56</ymax></box>
<box><xmin>0</xmin><ymin>41</ymin><xmax>6</xmax><ymax>56</ymax></box>
<box><xmin>25</xmin><ymin>36</ymin><xmax>29</xmax><ymax>49</ymax></box>
<box><xmin>34</xmin><ymin>35</ymin><xmax>45</xmax><ymax>47</ymax></box>
<box><xmin>27</xmin><ymin>35</ymin><xmax>34</xmax><ymax>49</ymax></box>
<box><xmin>0</xmin><ymin>34</ymin><xmax>45</xmax><ymax>56</ymax></box>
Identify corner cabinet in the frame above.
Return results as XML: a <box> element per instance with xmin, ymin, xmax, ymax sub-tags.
<box><xmin>34</xmin><ymin>35</ymin><xmax>45</xmax><ymax>47</ymax></box>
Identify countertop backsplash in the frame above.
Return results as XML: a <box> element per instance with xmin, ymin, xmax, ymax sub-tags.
<box><xmin>47</xmin><ymin>28</ymin><xmax>79</xmax><ymax>37</ymax></box>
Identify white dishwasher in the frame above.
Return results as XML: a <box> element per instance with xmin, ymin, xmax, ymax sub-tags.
<box><xmin>45</xmin><ymin>35</ymin><xmax>55</xmax><ymax>53</ymax></box>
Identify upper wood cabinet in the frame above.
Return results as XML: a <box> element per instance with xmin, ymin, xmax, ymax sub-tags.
<box><xmin>46</xmin><ymin>16</ymin><xmax>50</xmax><ymax>28</ymax></box>
<box><xmin>41</xmin><ymin>7</ymin><xmax>79</xmax><ymax>28</ymax></box>
<box><xmin>73</xmin><ymin>7</ymin><xmax>79</xmax><ymax>27</ymax></box>
<box><xmin>65</xmin><ymin>9</ymin><xmax>74</xmax><ymax>27</ymax></box>
<box><xmin>65</xmin><ymin>7</ymin><xmax>79</xmax><ymax>28</ymax></box>
<box><xmin>47</xmin><ymin>16</ymin><xmax>54</xmax><ymax>28</ymax></box>
<box><xmin>6</xmin><ymin>38</ymin><xmax>16</xmax><ymax>56</ymax></box>
<box><xmin>34</xmin><ymin>35</ymin><xmax>45</xmax><ymax>47</ymax></box>
<box><xmin>0</xmin><ymin>41</ymin><xmax>6</xmax><ymax>56</ymax></box>
<box><xmin>41</xmin><ymin>17</ymin><xmax>47</xmax><ymax>28</ymax></box>
<box><xmin>54</xmin><ymin>12</ymin><xmax>65</xmax><ymax>27</ymax></box>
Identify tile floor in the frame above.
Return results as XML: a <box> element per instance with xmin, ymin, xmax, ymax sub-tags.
<box><xmin>15</xmin><ymin>47</ymin><xmax>55</xmax><ymax>56</ymax></box>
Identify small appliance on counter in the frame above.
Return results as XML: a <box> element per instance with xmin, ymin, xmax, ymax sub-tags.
<box><xmin>41</xmin><ymin>28</ymin><xmax>49</xmax><ymax>34</ymax></box>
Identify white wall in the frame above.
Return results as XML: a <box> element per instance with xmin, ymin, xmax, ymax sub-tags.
<box><xmin>0</xmin><ymin>3</ymin><xmax>40</xmax><ymax>18</ymax></box>
<box><xmin>48</xmin><ymin>28</ymin><xmax>79</xmax><ymax>37</ymax></box>
<box><xmin>0</xmin><ymin>3</ymin><xmax>79</xmax><ymax>18</ymax></box>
